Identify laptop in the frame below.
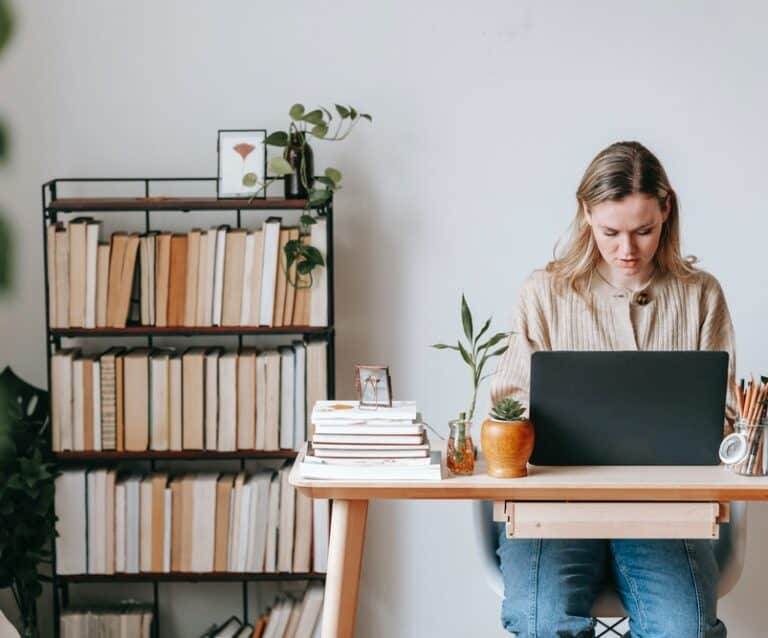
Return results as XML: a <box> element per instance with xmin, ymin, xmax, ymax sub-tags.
<box><xmin>528</xmin><ymin>351</ymin><xmax>729</xmax><ymax>466</ymax></box>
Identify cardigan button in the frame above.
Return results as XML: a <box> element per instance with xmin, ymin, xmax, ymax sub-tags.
<box><xmin>634</xmin><ymin>292</ymin><xmax>650</xmax><ymax>305</ymax></box>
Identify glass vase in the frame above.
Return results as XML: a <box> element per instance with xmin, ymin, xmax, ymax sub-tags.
<box><xmin>447</xmin><ymin>418</ymin><xmax>475</xmax><ymax>475</ymax></box>
<box><xmin>284</xmin><ymin>132</ymin><xmax>314</xmax><ymax>199</ymax></box>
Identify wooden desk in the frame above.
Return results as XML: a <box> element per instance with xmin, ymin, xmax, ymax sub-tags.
<box><xmin>289</xmin><ymin>447</ymin><xmax>768</xmax><ymax>638</ymax></box>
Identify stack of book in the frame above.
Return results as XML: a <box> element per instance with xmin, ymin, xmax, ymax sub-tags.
<box><xmin>202</xmin><ymin>585</ymin><xmax>323</xmax><ymax>638</ymax></box>
<box><xmin>50</xmin><ymin>341</ymin><xmax>327</xmax><ymax>452</ymax></box>
<box><xmin>46</xmin><ymin>218</ymin><xmax>328</xmax><ymax>329</ymax></box>
<box><xmin>55</xmin><ymin>465</ymin><xmax>329</xmax><ymax>575</ymax></box>
<box><xmin>60</xmin><ymin>604</ymin><xmax>153</xmax><ymax>637</ymax></box>
<box><xmin>297</xmin><ymin>401</ymin><xmax>442</xmax><ymax>480</ymax></box>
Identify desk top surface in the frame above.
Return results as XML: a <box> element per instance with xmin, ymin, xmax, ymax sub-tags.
<box><xmin>289</xmin><ymin>446</ymin><xmax>768</xmax><ymax>501</ymax></box>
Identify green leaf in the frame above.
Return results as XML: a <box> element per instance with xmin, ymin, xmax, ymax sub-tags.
<box><xmin>430</xmin><ymin>343</ymin><xmax>460</xmax><ymax>351</ymax></box>
<box><xmin>335</xmin><ymin>104</ymin><xmax>350</xmax><ymax>118</ymax></box>
<box><xmin>289</xmin><ymin>103</ymin><xmax>305</xmax><ymax>120</ymax></box>
<box><xmin>299</xmin><ymin>214</ymin><xmax>317</xmax><ymax>226</ymax></box>
<box><xmin>0</xmin><ymin>0</ymin><xmax>13</xmax><ymax>54</ymax></box>
<box><xmin>324</xmin><ymin>168</ymin><xmax>342</xmax><ymax>186</ymax></box>
<box><xmin>349</xmin><ymin>106</ymin><xmax>358</xmax><ymax>119</ymax></box>
<box><xmin>360</xmin><ymin>113</ymin><xmax>373</xmax><ymax>122</ymax></box>
<box><xmin>311</xmin><ymin>123</ymin><xmax>328</xmax><ymax>139</ymax></box>
<box><xmin>478</xmin><ymin>331</ymin><xmax>508</xmax><ymax>352</ymax></box>
<box><xmin>0</xmin><ymin>213</ymin><xmax>12</xmax><ymax>292</ymax></box>
<box><xmin>319</xmin><ymin>106</ymin><xmax>333</xmax><ymax>121</ymax></box>
<box><xmin>265</xmin><ymin>131</ymin><xmax>289</xmax><ymax>147</ymax></box>
<box><xmin>303</xmin><ymin>245</ymin><xmax>325</xmax><ymax>266</ymax></box>
<box><xmin>0</xmin><ymin>120</ymin><xmax>7</xmax><ymax>162</ymax></box>
<box><xmin>458</xmin><ymin>340</ymin><xmax>474</xmax><ymax>369</ymax></box>
<box><xmin>302</xmin><ymin>109</ymin><xmax>324</xmax><ymax>125</ymax></box>
<box><xmin>460</xmin><ymin>294</ymin><xmax>473</xmax><ymax>342</ymax></box>
<box><xmin>297</xmin><ymin>261</ymin><xmax>313</xmax><ymax>275</ymax></box>
<box><xmin>269</xmin><ymin>156</ymin><xmax>294</xmax><ymax>176</ymax></box>
<box><xmin>473</xmin><ymin>317</ymin><xmax>491</xmax><ymax>347</ymax></box>
<box><xmin>308</xmin><ymin>189</ymin><xmax>331</xmax><ymax>206</ymax></box>
<box><xmin>313</xmin><ymin>176</ymin><xmax>335</xmax><ymax>189</ymax></box>
<box><xmin>241</xmin><ymin>172</ymin><xmax>259</xmax><ymax>187</ymax></box>
<box><xmin>762</xmin><ymin>376</ymin><xmax>768</xmax><ymax>385</ymax></box>
<box><xmin>489</xmin><ymin>345</ymin><xmax>509</xmax><ymax>357</ymax></box>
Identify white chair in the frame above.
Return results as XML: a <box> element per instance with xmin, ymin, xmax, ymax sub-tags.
<box><xmin>473</xmin><ymin>500</ymin><xmax>747</xmax><ymax>634</ymax></box>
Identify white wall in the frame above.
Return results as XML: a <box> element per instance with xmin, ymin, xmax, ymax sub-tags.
<box><xmin>2</xmin><ymin>1</ymin><xmax>768</xmax><ymax>635</ymax></box>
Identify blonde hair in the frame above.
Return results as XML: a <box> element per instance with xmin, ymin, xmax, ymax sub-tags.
<box><xmin>546</xmin><ymin>141</ymin><xmax>699</xmax><ymax>294</ymax></box>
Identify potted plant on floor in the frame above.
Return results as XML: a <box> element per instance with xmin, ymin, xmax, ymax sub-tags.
<box><xmin>431</xmin><ymin>295</ymin><xmax>511</xmax><ymax>475</ymax></box>
<box><xmin>481</xmin><ymin>396</ymin><xmax>534</xmax><ymax>478</ymax></box>
<box><xmin>0</xmin><ymin>367</ymin><xmax>58</xmax><ymax>638</ymax></box>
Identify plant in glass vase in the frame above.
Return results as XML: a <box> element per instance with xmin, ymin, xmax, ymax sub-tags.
<box><xmin>249</xmin><ymin>103</ymin><xmax>372</xmax><ymax>290</ymax></box>
<box><xmin>431</xmin><ymin>295</ymin><xmax>511</xmax><ymax>475</ymax></box>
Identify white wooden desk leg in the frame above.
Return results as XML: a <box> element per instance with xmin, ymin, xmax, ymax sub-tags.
<box><xmin>322</xmin><ymin>499</ymin><xmax>369</xmax><ymax>638</ymax></box>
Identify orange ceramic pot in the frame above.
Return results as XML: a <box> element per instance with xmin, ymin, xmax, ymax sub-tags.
<box><xmin>480</xmin><ymin>418</ymin><xmax>534</xmax><ymax>478</ymax></box>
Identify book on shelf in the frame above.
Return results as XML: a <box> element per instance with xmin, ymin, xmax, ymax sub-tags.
<box><xmin>47</xmin><ymin>218</ymin><xmax>329</xmax><ymax>329</ymax></box>
<box><xmin>55</xmin><ymin>464</ymin><xmax>325</xmax><ymax>576</ymax></box>
<box><xmin>60</xmin><ymin>604</ymin><xmax>153</xmax><ymax>638</ymax></box>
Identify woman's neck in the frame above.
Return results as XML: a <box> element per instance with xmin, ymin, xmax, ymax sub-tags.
<box><xmin>596</xmin><ymin>262</ymin><xmax>656</xmax><ymax>292</ymax></box>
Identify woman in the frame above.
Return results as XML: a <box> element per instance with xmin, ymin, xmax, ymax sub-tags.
<box><xmin>490</xmin><ymin>141</ymin><xmax>737</xmax><ymax>638</ymax></box>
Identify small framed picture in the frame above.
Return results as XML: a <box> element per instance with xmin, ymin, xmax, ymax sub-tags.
<box><xmin>355</xmin><ymin>365</ymin><xmax>393</xmax><ymax>408</ymax></box>
<box><xmin>217</xmin><ymin>129</ymin><xmax>267</xmax><ymax>199</ymax></box>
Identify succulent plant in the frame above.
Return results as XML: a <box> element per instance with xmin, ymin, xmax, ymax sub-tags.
<box><xmin>490</xmin><ymin>396</ymin><xmax>526</xmax><ymax>422</ymax></box>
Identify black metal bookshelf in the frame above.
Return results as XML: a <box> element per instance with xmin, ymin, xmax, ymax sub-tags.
<box><xmin>42</xmin><ymin>177</ymin><xmax>334</xmax><ymax>638</ymax></box>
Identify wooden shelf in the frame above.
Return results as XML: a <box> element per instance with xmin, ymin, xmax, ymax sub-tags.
<box><xmin>51</xmin><ymin>325</ymin><xmax>332</xmax><ymax>338</ymax></box>
<box><xmin>55</xmin><ymin>450</ymin><xmax>299</xmax><ymax>462</ymax></box>
<box><xmin>48</xmin><ymin>197</ymin><xmax>311</xmax><ymax>212</ymax></box>
<box><xmin>57</xmin><ymin>572</ymin><xmax>326</xmax><ymax>583</ymax></box>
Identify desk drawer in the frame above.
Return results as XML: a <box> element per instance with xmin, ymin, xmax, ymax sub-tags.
<box><xmin>493</xmin><ymin>502</ymin><xmax>729</xmax><ymax>539</ymax></box>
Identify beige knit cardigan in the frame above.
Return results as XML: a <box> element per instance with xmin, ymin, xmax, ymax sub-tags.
<box><xmin>490</xmin><ymin>268</ymin><xmax>738</xmax><ymax>432</ymax></box>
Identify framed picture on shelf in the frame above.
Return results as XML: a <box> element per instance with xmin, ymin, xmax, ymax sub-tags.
<box><xmin>217</xmin><ymin>129</ymin><xmax>267</xmax><ymax>199</ymax></box>
<box><xmin>355</xmin><ymin>365</ymin><xmax>393</xmax><ymax>408</ymax></box>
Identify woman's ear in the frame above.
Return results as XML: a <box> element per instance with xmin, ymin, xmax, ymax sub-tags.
<box><xmin>661</xmin><ymin>193</ymin><xmax>672</xmax><ymax>222</ymax></box>
<box><xmin>581</xmin><ymin>201</ymin><xmax>592</xmax><ymax>226</ymax></box>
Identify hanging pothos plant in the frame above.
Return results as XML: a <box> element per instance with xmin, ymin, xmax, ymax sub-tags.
<box><xmin>248</xmin><ymin>103</ymin><xmax>372</xmax><ymax>288</ymax></box>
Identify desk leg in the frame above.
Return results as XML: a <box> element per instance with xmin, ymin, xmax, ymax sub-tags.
<box><xmin>322</xmin><ymin>499</ymin><xmax>369</xmax><ymax>638</ymax></box>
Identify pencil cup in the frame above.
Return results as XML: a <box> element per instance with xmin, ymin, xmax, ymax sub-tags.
<box><xmin>720</xmin><ymin>421</ymin><xmax>768</xmax><ymax>476</ymax></box>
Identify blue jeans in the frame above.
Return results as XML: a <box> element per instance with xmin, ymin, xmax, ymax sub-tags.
<box><xmin>497</xmin><ymin>528</ymin><xmax>726</xmax><ymax>637</ymax></box>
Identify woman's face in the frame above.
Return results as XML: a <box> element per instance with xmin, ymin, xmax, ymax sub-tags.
<box><xmin>584</xmin><ymin>193</ymin><xmax>670</xmax><ymax>278</ymax></box>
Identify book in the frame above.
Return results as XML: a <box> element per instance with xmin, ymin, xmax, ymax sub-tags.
<box><xmin>84</xmin><ymin>220</ymin><xmax>101</xmax><ymax>328</ymax></box>
<box><xmin>169</xmin><ymin>354</ymin><xmax>183</xmax><ymax>451</ymax></box>
<box><xmin>279</xmin><ymin>347</ymin><xmax>295</xmax><ymax>450</ymax></box>
<box><xmin>54</xmin><ymin>225</ymin><xmax>69</xmax><ymax>328</ymax></box>
<box><xmin>196</xmin><ymin>230</ymin><xmax>213</xmax><ymax>326</ymax></box>
<box><xmin>52</xmin><ymin>349</ymin><xmax>77</xmax><ymax>451</ymax></box>
<box><xmin>167</xmin><ymin>233</ymin><xmax>188</xmax><ymax>327</ymax></box>
<box><xmin>263</xmin><ymin>471</ymin><xmax>281</xmax><ymax>572</ymax></box>
<box><xmin>154</xmin><ymin>232</ymin><xmax>172</xmax><ymax>327</ymax></box>
<box><xmin>191</xmin><ymin>474</ymin><xmax>218</xmax><ymax>573</ymax></box>
<box><xmin>99</xmin><ymin>347</ymin><xmax>125</xmax><ymax>451</ymax></box>
<box><xmin>293</xmin><ymin>341</ymin><xmax>307</xmax><ymax>450</ymax></box>
<box><xmin>217</xmin><ymin>351</ymin><xmax>238</xmax><ymax>451</ymax></box>
<box><xmin>246</xmin><ymin>229</ymin><xmax>265</xmax><ymax>325</ymax></box>
<box><xmin>211</xmin><ymin>225</ymin><xmax>229</xmax><ymax>326</ymax></box>
<box><xmin>68</xmin><ymin>217</ymin><xmax>89</xmax><ymax>328</ymax></box>
<box><xmin>245</xmin><ymin>472</ymin><xmax>271</xmax><ymax>572</ymax></box>
<box><xmin>277</xmin><ymin>466</ymin><xmax>295</xmax><ymax>573</ymax></box>
<box><xmin>264</xmin><ymin>350</ymin><xmax>281</xmax><ymax>451</ymax></box>
<box><xmin>237</xmin><ymin>347</ymin><xmax>257</xmax><ymax>449</ymax></box>
<box><xmin>184</xmin><ymin>229</ymin><xmax>202</xmax><ymax>327</ymax></box>
<box><xmin>55</xmin><ymin>471</ymin><xmax>87</xmax><ymax>574</ymax></box>
<box><xmin>139</xmin><ymin>232</ymin><xmax>157</xmax><ymax>326</ymax></box>
<box><xmin>46</xmin><ymin>222</ymin><xmax>59</xmax><ymax>327</ymax></box>
<box><xmin>92</xmin><ymin>358</ymin><xmax>102</xmax><ymax>451</ymax></box>
<box><xmin>292</xmin><ymin>489</ymin><xmax>312</xmax><ymax>573</ymax></box>
<box><xmin>312</xmin><ymin>399</ymin><xmax>417</xmax><ymax>422</ymax></box>
<box><xmin>95</xmin><ymin>242</ymin><xmax>110</xmax><ymax>328</ymax></box>
<box><xmin>298</xmin><ymin>451</ymin><xmax>443</xmax><ymax>481</ymax></box>
<box><xmin>107</xmin><ymin>232</ymin><xmax>140</xmax><ymax>328</ymax></box>
<box><xmin>312</xmin><ymin>422</ymin><xmax>424</xmax><ymax>435</ymax></box>
<box><xmin>272</xmin><ymin>228</ymin><xmax>290</xmax><ymax>327</ymax></box>
<box><xmin>308</xmin><ymin>218</ymin><xmax>327</xmax><ymax>327</ymax></box>
<box><xmin>305</xmin><ymin>342</ymin><xmax>328</xmax><ymax>439</ymax></box>
<box><xmin>124</xmin><ymin>348</ymin><xmax>151</xmax><ymax>451</ymax></box>
<box><xmin>259</xmin><ymin>218</ymin><xmax>281</xmax><ymax>326</ymax></box>
<box><xmin>293</xmin><ymin>584</ymin><xmax>324</xmax><ymax>638</ymax></box>
<box><xmin>72</xmin><ymin>356</ymin><xmax>85</xmax><ymax>450</ymax></box>
<box><xmin>312</xmin><ymin>433</ymin><xmax>424</xmax><ymax>445</ymax></box>
<box><xmin>239</xmin><ymin>231</ymin><xmax>256</xmax><ymax>325</ymax></box>
<box><xmin>310</xmin><ymin>445</ymin><xmax>429</xmax><ymax>459</ymax></box>
<box><xmin>205</xmin><ymin>348</ymin><xmax>222</xmax><ymax>450</ymax></box>
<box><xmin>222</xmin><ymin>229</ymin><xmax>247</xmax><ymax>326</ymax></box>
<box><xmin>182</xmin><ymin>347</ymin><xmax>207</xmax><ymax>449</ymax></box>
<box><xmin>150</xmin><ymin>350</ymin><xmax>170</xmax><ymax>451</ymax></box>
<box><xmin>304</xmin><ymin>454</ymin><xmax>432</xmax><ymax>466</ymax></box>
<box><xmin>312</xmin><ymin>499</ymin><xmax>329</xmax><ymax>572</ymax></box>
<box><xmin>282</xmin><ymin>227</ymin><xmax>300</xmax><ymax>325</ymax></box>
<box><xmin>214</xmin><ymin>474</ymin><xmax>236</xmax><ymax>572</ymax></box>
